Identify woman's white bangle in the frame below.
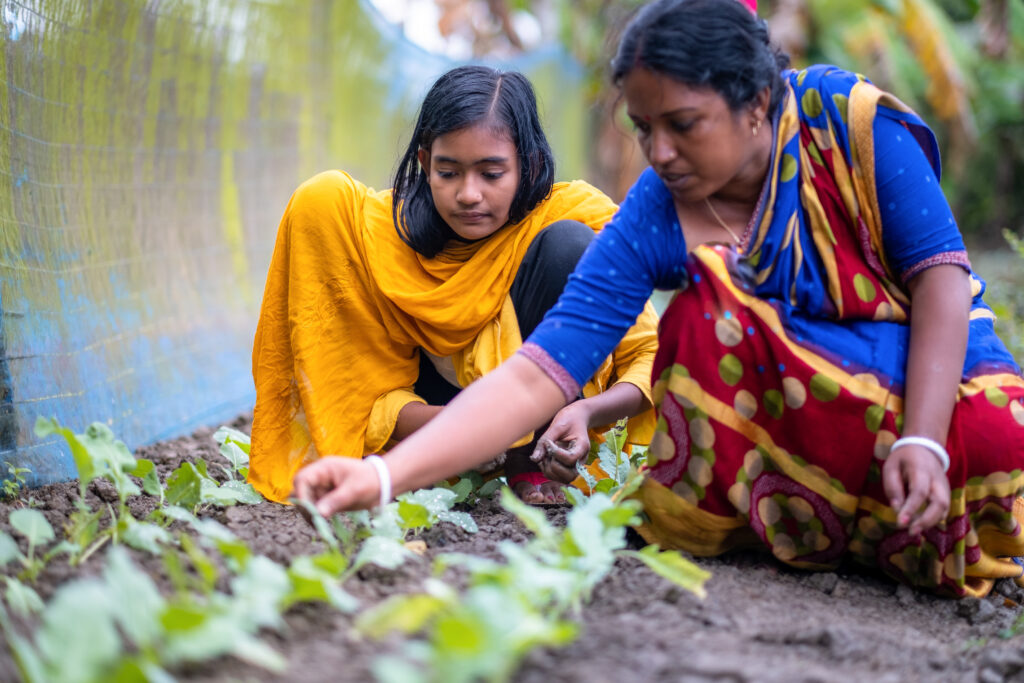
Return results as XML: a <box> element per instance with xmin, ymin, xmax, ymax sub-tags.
<box><xmin>890</xmin><ymin>436</ymin><xmax>950</xmax><ymax>472</ymax></box>
<box><xmin>364</xmin><ymin>454</ymin><xmax>392</xmax><ymax>508</ymax></box>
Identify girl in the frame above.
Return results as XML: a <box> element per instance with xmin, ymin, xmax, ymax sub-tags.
<box><xmin>250</xmin><ymin>66</ymin><xmax>658</xmax><ymax>505</ymax></box>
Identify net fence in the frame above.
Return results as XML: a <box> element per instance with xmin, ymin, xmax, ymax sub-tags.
<box><xmin>0</xmin><ymin>0</ymin><xmax>588</xmax><ymax>485</ymax></box>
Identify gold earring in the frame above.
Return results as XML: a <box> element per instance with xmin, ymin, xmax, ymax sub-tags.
<box><xmin>752</xmin><ymin>119</ymin><xmax>763</xmax><ymax>136</ymax></box>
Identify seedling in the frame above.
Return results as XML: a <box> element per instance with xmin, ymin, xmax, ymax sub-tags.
<box><xmin>360</xmin><ymin>479</ymin><xmax>710</xmax><ymax>682</ymax></box>
<box><xmin>0</xmin><ymin>509</ymin><xmax>74</xmax><ymax>582</ymax></box>
<box><xmin>1</xmin><ymin>461</ymin><xmax>30</xmax><ymax>503</ymax></box>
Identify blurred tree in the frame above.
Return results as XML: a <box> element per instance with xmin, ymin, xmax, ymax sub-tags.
<box><xmin>429</xmin><ymin>0</ymin><xmax>1023</xmax><ymax>236</ymax></box>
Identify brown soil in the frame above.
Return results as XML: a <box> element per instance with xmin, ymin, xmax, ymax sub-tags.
<box><xmin>4</xmin><ymin>414</ymin><xmax>1024</xmax><ymax>683</ymax></box>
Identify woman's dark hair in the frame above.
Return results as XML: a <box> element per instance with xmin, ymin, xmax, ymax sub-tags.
<box><xmin>611</xmin><ymin>0</ymin><xmax>790</xmax><ymax>114</ymax></box>
<box><xmin>392</xmin><ymin>66</ymin><xmax>555</xmax><ymax>258</ymax></box>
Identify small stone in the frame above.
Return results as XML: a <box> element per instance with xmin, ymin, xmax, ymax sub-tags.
<box><xmin>971</xmin><ymin>599</ymin><xmax>998</xmax><ymax>625</ymax></box>
<box><xmin>995</xmin><ymin>579</ymin><xmax>1018</xmax><ymax>598</ymax></box>
<box><xmin>807</xmin><ymin>572</ymin><xmax>839</xmax><ymax>595</ymax></box>
<box><xmin>895</xmin><ymin>583</ymin><xmax>917</xmax><ymax>607</ymax></box>
<box><xmin>978</xmin><ymin>666</ymin><xmax>1004</xmax><ymax>683</ymax></box>
<box><xmin>957</xmin><ymin>598</ymin><xmax>983</xmax><ymax>620</ymax></box>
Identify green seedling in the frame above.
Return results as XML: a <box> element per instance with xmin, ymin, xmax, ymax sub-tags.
<box><xmin>360</xmin><ymin>477</ymin><xmax>709</xmax><ymax>682</ymax></box>
<box><xmin>397</xmin><ymin>488</ymin><xmax>478</xmax><ymax>538</ymax></box>
<box><xmin>33</xmin><ymin>417</ymin><xmax>170</xmax><ymax>559</ymax></box>
<box><xmin>165</xmin><ymin>457</ymin><xmax>263</xmax><ymax>512</ymax></box>
<box><xmin>0</xmin><ymin>510</ymin><xmax>75</xmax><ymax>583</ymax></box>
<box><xmin>439</xmin><ymin>471</ymin><xmax>503</xmax><ymax>505</ymax></box>
<box><xmin>212</xmin><ymin>426</ymin><xmax>251</xmax><ymax>480</ymax></box>
<box><xmin>0</xmin><ymin>546</ymin><xmax>291</xmax><ymax>683</ymax></box>
<box><xmin>1</xmin><ymin>461</ymin><xmax>30</xmax><ymax>503</ymax></box>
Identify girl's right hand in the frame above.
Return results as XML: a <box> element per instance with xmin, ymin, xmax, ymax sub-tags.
<box><xmin>292</xmin><ymin>456</ymin><xmax>381</xmax><ymax>516</ymax></box>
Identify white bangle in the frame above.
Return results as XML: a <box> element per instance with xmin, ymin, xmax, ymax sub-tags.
<box><xmin>364</xmin><ymin>454</ymin><xmax>392</xmax><ymax>508</ymax></box>
<box><xmin>890</xmin><ymin>436</ymin><xmax>950</xmax><ymax>472</ymax></box>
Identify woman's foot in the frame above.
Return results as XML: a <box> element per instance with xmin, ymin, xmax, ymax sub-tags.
<box><xmin>505</xmin><ymin>447</ymin><xmax>566</xmax><ymax>504</ymax></box>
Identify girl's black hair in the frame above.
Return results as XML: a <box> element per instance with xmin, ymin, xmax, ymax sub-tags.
<box><xmin>611</xmin><ymin>0</ymin><xmax>791</xmax><ymax>114</ymax></box>
<box><xmin>392</xmin><ymin>65</ymin><xmax>555</xmax><ymax>258</ymax></box>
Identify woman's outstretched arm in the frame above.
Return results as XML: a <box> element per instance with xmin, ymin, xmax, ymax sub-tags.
<box><xmin>293</xmin><ymin>354</ymin><xmax>566</xmax><ymax>515</ymax></box>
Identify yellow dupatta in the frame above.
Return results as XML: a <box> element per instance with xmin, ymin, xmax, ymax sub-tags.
<box><xmin>249</xmin><ymin>171</ymin><xmax>658</xmax><ymax>502</ymax></box>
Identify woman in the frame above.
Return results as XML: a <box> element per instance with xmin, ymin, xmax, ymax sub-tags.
<box><xmin>250</xmin><ymin>66</ymin><xmax>658</xmax><ymax>505</ymax></box>
<box><xmin>294</xmin><ymin>0</ymin><xmax>1024</xmax><ymax>597</ymax></box>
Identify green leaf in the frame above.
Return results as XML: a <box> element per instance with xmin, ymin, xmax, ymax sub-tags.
<box><xmin>477</xmin><ymin>478</ymin><xmax>503</xmax><ymax>499</ymax></box>
<box><xmin>130</xmin><ymin>459</ymin><xmax>163</xmax><ymax>499</ymax></box>
<box><xmin>180</xmin><ymin>535</ymin><xmax>219</xmax><ymax>591</ymax></box>
<box><xmin>35</xmin><ymin>416</ymin><xmax>97</xmax><ymax>498</ymax></box>
<box><xmin>217</xmin><ymin>479</ymin><xmax>264</xmax><ymax>505</ymax></box>
<box><xmin>36</xmin><ymin>578</ymin><xmax>122</xmax><ymax>683</ymax></box>
<box><xmin>10</xmin><ymin>509</ymin><xmax>55</xmax><ymax>546</ymax></box>
<box><xmin>398</xmin><ymin>500</ymin><xmax>432</xmax><ymax>531</ymax></box>
<box><xmin>120</xmin><ymin>519</ymin><xmax>172</xmax><ymax>555</ymax></box>
<box><xmin>594</xmin><ymin>478</ymin><xmax>616</xmax><ymax>494</ymax></box>
<box><xmin>574</xmin><ymin>462</ymin><xmax>597</xmax><ymax>494</ymax></box>
<box><xmin>217</xmin><ymin>441</ymin><xmax>250</xmax><ymax>475</ymax></box>
<box><xmin>624</xmin><ymin>545</ymin><xmax>711</xmax><ymax>598</ymax></box>
<box><xmin>446</xmin><ymin>478</ymin><xmax>474</xmax><ymax>504</ymax></box>
<box><xmin>0</xmin><ymin>531</ymin><xmax>22</xmax><ymax>566</ymax></box>
<box><xmin>564</xmin><ymin>486</ymin><xmax>586</xmax><ymax>507</ymax></box>
<box><xmin>372</xmin><ymin>656</ymin><xmax>427</xmax><ymax>683</ymax></box>
<box><xmin>437</xmin><ymin>510</ymin><xmax>478</xmax><ymax>533</ymax></box>
<box><xmin>285</xmin><ymin>555</ymin><xmax>358</xmax><ymax>612</ymax></box>
<box><xmin>357</xmin><ymin>593</ymin><xmax>449</xmax><ymax>638</ymax></box>
<box><xmin>3</xmin><ymin>577</ymin><xmax>43</xmax><ymax>617</ymax></box>
<box><xmin>102</xmin><ymin>548</ymin><xmax>165</xmax><ymax>649</ymax></box>
<box><xmin>212</xmin><ymin>426</ymin><xmax>251</xmax><ymax>455</ymax></box>
<box><xmin>165</xmin><ymin>464</ymin><xmax>202</xmax><ymax>509</ymax></box>
<box><xmin>598</xmin><ymin>505</ymin><xmax>641</xmax><ymax>529</ymax></box>
<box><xmin>229</xmin><ymin>635</ymin><xmax>286</xmax><ymax>672</ymax></box>
<box><xmin>353</xmin><ymin>535</ymin><xmax>413</xmax><ymax>572</ymax></box>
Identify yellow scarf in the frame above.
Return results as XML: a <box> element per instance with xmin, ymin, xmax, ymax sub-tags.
<box><xmin>249</xmin><ymin>170</ymin><xmax>657</xmax><ymax>502</ymax></box>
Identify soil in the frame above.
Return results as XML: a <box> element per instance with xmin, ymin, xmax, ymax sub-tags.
<box><xmin>4</xmin><ymin>414</ymin><xmax>1024</xmax><ymax>683</ymax></box>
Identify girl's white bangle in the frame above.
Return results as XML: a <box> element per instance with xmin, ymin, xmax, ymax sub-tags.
<box><xmin>890</xmin><ymin>436</ymin><xmax>950</xmax><ymax>472</ymax></box>
<box><xmin>364</xmin><ymin>454</ymin><xmax>392</xmax><ymax>508</ymax></box>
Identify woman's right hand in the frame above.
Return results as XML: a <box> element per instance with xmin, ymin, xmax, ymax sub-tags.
<box><xmin>292</xmin><ymin>456</ymin><xmax>381</xmax><ymax>516</ymax></box>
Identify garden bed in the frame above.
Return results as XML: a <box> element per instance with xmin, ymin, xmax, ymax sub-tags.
<box><xmin>3</xmin><ymin>415</ymin><xmax>1024</xmax><ymax>682</ymax></box>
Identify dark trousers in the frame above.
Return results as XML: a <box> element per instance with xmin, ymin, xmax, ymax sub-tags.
<box><xmin>414</xmin><ymin>220</ymin><xmax>594</xmax><ymax>405</ymax></box>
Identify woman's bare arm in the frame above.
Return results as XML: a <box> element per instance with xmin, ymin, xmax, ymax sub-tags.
<box><xmin>882</xmin><ymin>264</ymin><xmax>970</xmax><ymax>535</ymax></box>
<box><xmin>294</xmin><ymin>354</ymin><xmax>566</xmax><ymax>514</ymax></box>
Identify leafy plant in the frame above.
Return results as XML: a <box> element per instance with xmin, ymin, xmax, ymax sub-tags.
<box><xmin>359</xmin><ymin>481</ymin><xmax>709</xmax><ymax>683</ymax></box>
<box><xmin>1</xmin><ymin>461</ymin><xmax>30</xmax><ymax>503</ymax></box>
<box><xmin>0</xmin><ymin>509</ymin><xmax>74</xmax><ymax>583</ymax></box>
<box><xmin>33</xmin><ymin>417</ymin><xmax>170</xmax><ymax>560</ymax></box>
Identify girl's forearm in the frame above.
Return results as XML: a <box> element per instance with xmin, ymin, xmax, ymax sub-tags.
<box><xmin>902</xmin><ymin>265</ymin><xmax>970</xmax><ymax>445</ymax></box>
<box><xmin>575</xmin><ymin>381</ymin><xmax>649</xmax><ymax>428</ymax></box>
<box><xmin>383</xmin><ymin>354</ymin><xmax>567</xmax><ymax>495</ymax></box>
<box><xmin>392</xmin><ymin>402</ymin><xmax>444</xmax><ymax>441</ymax></box>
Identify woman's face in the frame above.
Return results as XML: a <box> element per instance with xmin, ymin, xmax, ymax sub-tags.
<box><xmin>622</xmin><ymin>68</ymin><xmax>764</xmax><ymax>204</ymax></box>
<box><xmin>418</xmin><ymin>123</ymin><xmax>521</xmax><ymax>242</ymax></box>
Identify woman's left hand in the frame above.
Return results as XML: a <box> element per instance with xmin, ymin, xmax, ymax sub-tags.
<box><xmin>529</xmin><ymin>403</ymin><xmax>592</xmax><ymax>483</ymax></box>
<box><xmin>881</xmin><ymin>444</ymin><xmax>951</xmax><ymax>536</ymax></box>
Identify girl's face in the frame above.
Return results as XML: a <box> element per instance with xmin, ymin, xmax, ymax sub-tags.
<box><xmin>622</xmin><ymin>67</ymin><xmax>766</xmax><ymax>204</ymax></box>
<box><xmin>418</xmin><ymin>123</ymin><xmax>521</xmax><ymax>242</ymax></box>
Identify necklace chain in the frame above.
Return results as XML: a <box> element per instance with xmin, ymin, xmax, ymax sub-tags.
<box><xmin>703</xmin><ymin>197</ymin><xmax>742</xmax><ymax>245</ymax></box>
